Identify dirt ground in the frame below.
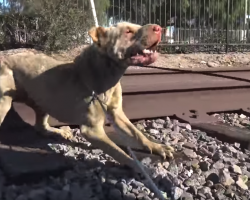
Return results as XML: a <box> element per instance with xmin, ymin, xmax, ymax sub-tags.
<box><xmin>1</xmin><ymin>45</ymin><xmax>250</xmax><ymax>69</ymax></box>
<box><xmin>154</xmin><ymin>52</ymin><xmax>250</xmax><ymax>69</ymax></box>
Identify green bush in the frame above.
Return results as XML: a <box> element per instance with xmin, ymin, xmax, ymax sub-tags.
<box><xmin>0</xmin><ymin>0</ymin><xmax>95</xmax><ymax>52</ymax></box>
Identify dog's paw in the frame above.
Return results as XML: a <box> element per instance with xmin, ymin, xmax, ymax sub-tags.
<box><xmin>38</xmin><ymin>126</ymin><xmax>74</xmax><ymax>140</ymax></box>
<box><xmin>149</xmin><ymin>143</ymin><xmax>175</xmax><ymax>160</ymax></box>
<box><xmin>58</xmin><ymin>126</ymin><xmax>74</xmax><ymax>140</ymax></box>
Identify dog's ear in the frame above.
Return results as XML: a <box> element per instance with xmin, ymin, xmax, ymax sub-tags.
<box><xmin>88</xmin><ymin>26</ymin><xmax>107</xmax><ymax>43</ymax></box>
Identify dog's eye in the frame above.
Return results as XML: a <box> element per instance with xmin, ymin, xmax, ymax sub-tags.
<box><xmin>126</xmin><ymin>29</ymin><xmax>133</xmax><ymax>34</ymax></box>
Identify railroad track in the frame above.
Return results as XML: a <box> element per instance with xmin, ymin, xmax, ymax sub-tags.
<box><xmin>2</xmin><ymin>66</ymin><xmax>250</xmax><ymax>181</ymax></box>
<box><xmin>12</xmin><ymin>66</ymin><xmax>250</xmax><ymax>143</ymax></box>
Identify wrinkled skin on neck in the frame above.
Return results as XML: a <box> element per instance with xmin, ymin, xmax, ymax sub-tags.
<box><xmin>74</xmin><ymin>45</ymin><xmax>128</xmax><ymax>94</ymax></box>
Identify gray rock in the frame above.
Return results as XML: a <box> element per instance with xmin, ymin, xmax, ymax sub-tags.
<box><xmin>149</xmin><ymin>192</ymin><xmax>155</xmax><ymax>198</ymax></box>
<box><xmin>4</xmin><ymin>186</ymin><xmax>18</xmax><ymax>200</ymax></box>
<box><xmin>188</xmin><ymin>186</ymin><xmax>197</xmax><ymax>195</ymax></box>
<box><xmin>183</xmin><ymin>148</ymin><xmax>197</xmax><ymax>159</ymax></box>
<box><xmin>199</xmin><ymin>161</ymin><xmax>210</xmax><ymax>171</ymax></box>
<box><xmin>27</xmin><ymin>189</ymin><xmax>46</xmax><ymax>200</ymax></box>
<box><xmin>141</xmin><ymin>195</ymin><xmax>151</xmax><ymax>200</ymax></box>
<box><xmin>123</xmin><ymin>192</ymin><xmax>136</xmax><ymax>200</ymax></box>
<box><xmin>172</xmin><ymin>119</ymin><xmax>179</xmax><ymax>125</ymax></box>
<box><xmin>223</xmin><ymin>156</ymin><xmax>239</xmax><ymax>165</ymax></box>
<box><xmin>236</xmin><ymin>175</ymin><xmax>248</xmax><ymax>190</ymax></box>
<box><xmin>106</xmin><ymin>178</ymin><xmax>118</xmax><ymax>185</ymax></box>
<box><xmin>183</xmin><ymin>178</ymin><xmax>200</xmax><ymax>187</ymax></box>
<box><xmin>207</xmin><ymin>145</ymin><xmax>217</xmax><ymax>154</ymax></box>
<box><xmin>171</xmin><ymin>187</ymin><xmax>183</xmax><ymax>200</ymax></box>
<box><xmin>197</xmin><ymin>193</ymin><xmax>206</xmax><ymax>199</ymax></box>
<box><xmin>213</xmin><ymin>161</ymin><xmax>225</xmax><ymax>170</ymax></box>
<box><xmin>212</xmin><ymin>151</ymin><xmax>224</xmax><ymax>161</ymax></box>
<box><xmin>199</xmin><ymin>147</ymin><xmax>213</xmax><ymax>157</ymax></box>
<box><xmin>141</xmin><ymin>187</ymin><xmax>150</xmax><ymax>195</ymax></box>
<box><xmin>227</xmin><ymin>146</ymin><xmax>238</xmax><ymax>154</ymax></box>
<box><xmin>183</xmin><ymin>142</ymin><xmax>197</xmax><ymax>150</ymax></box>
<box><xmin>15</xmin><ymin>195</ymin><xmax>28</xmax><ymax>200</ymax></box>
<box><xmin>136</xmin><ymin>123</ymin><xmax>145</xmax><ymax>131</ymax></box>
<box><xmin>70</xmin><ymin>183</ymin><xmax>93</xmax><ymax>200</ymax></box>
<box><xmin>179</xmin><ymin>123</ymin><xmax>192</xmax><ymax>131</ymax></box>
<box><xmin>168</xmin><ymin>162</ymin><xmax>179</xmax><ymax>176</ymax></box>
<box><xmin>130</xmin><ymin>180</ymin><xmax>144</xmax><ymax>188</ymax></box>
<box><xmin>149</xmin><ymin>129</ymin><xmax>159</xmax><ymax>135</ymax></box>
<box><xmin>229</xmin><ymin>164</ymin><xmax>242</xmax><ymax>175</ymax></box>
<box><xmin>108</xmin><ymin>188</ymin><xmax>122</xmax><ymax>200</ymax></box>
<box><xmin>131</xmin><ymin>188</ymin><xmax>139</xmax><ymax>195</ymax></box>
<box><xmin>47</xmin><ymin>188</ymin><xmax>69</xmax><ymax>200</ymax></box>
<box><xmin>219</xmin><ymin>169</ymin><xmax>235</xmax><ymax>186</ymax></box>
<box><xmin>213</xmin><ymin>193</ymin><xmax>227</xmax><ymax>200</ymax></box>
<box><xmin>136</xmin><ymin>192</ymin><xmax>145</xmax><ymax>200</ymax></box>
<box><xmin>198</xmin><ymin>186</ymin><xmax>211</xmax><ymax>194</ymax></box>
<box><xmin>224</xmin><ymin>188</ymin><xmax>235</xmax><ymax>198</ymax></box>
<box><xmin>160</xmin><ymin>128</ymin><xmax>172</xmax><ymax>135</ymax></box>
<box><xmin>162</xmin><ymin>161</ymin><xmax>169</xmax><ymax>169</ymax></box>
<box><xmin>242</xmin><ymin>169</ymin><xmax>250</xmax><ymax>178</ymax></box>
<box><xmin>192</xmin><ymin>173</ymin><xmax>206</xmax><ymax>185</ymax></box>
<box><xmin>191</xmin><ymin>159</ymin><xmax>199</xmax><ymax>169</ymax></box>
<box><xmin>205</xmin><ymin>180</ymin><xmax>213</xmax><ymax>187</ymax></box>
<box><xmin>116</xmin><ymin>182</ymin><xmax>128</xmax><ymax>195</ymax></box>
<box><xmin>150</xmin><ymin>121</ymin><xmax>163</xmax><ymax>129</ymax></box>
<box><xmin>91</xmin><ymin>149</ymin><xmax>103</xmax><ymax>155</ymax></box>
<box><xmin>155</xmin><ymin>119</ymin><xmax>165</xmax><ymax>125</ymax></box>
<box><xmin>173</xmin><ymin>125</ymin><xmax>180</xmax><ymax>133</ymax></box>
<box><xmin>213</xmin><ymin>183</ymin><xmax>226</xmax><ymax>194</ymax></box>
<box><xmin>206</xmin><ymin>172</ymin><xmax>220</xmax><ymax>184</ymax></box>
<box><xmin>181</xmin><ymin>192</ymin><xmax>193</xmax><ymax>200</ymax></box>
<box><xmin>57</xmin><ymin>191</ymin><xmax>69</xmax><ymax>200</ymax></box>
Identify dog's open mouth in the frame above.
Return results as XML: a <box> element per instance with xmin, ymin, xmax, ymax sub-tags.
<box><xmin>130</xmin><ymin>42</ymin><xmax>158</xmax><ymax>66</ymax></box>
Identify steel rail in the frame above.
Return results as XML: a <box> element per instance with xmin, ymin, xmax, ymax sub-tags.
<box><xmin>10</xmin><ymin>67</ymin><xmax>250</xmax><ymax>127</ymax></box>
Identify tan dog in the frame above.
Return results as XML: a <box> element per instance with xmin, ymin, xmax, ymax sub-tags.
<box><xmin>0</xmin><ymin>22</ymin><xmax>174</xmax><ymax>171</ymax></box>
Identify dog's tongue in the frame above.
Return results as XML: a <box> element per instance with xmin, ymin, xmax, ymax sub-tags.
<box><xmin>130</xmin><ymin>52</ymin><xmax>158</xmax><ymax>66</ymax></box>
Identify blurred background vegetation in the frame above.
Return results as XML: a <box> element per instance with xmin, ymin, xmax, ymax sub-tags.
<box><xmin>0</xmin><ymin>0</ymin><xmax>248</xmax><ymax>52</ymax></box>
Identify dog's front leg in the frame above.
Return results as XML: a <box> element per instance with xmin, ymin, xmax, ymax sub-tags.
<box><xmin>80</xmin><ymin>124</ymin><xmax>141</xmax><ymax>171</ymax></box>
<box><xmin>108</xmin><ymin>83</ymin><xmax>174</xmax><ymax>160</ymax></box>
<box><xmin>108</xmin><ymin>107</ymin><xmax>174</xmax><ymax>160</ymax></box>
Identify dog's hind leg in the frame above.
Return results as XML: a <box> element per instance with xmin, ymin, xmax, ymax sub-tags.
<box><xmin>0</xmin><ymin>68</ymin><xmax>14</xmax><ymax>126</ymax></box>
<box><xmin>30</xmin><ymin>104</ymin><xmax>74</xmax><ymax>140</ymax></box>
<box><xmin>0</xmin><ymin>95</ymin><xmax>12</xmax><ymax>126</ymax></box>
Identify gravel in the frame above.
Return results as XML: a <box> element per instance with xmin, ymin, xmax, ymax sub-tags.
<box><xmin>1</xmin><ymin>116</ymin><xmax>250</xmax><ymax>200</ymax></box>
<box><xmin>213</xmin><ymin>112</ymin><xmax>250</xmax><ymax>130</ymax></box>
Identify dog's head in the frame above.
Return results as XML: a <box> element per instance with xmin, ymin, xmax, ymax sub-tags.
<box><xmin>88</xmin><ymin>22</ymin><xmax>162</xmax><ymax>66</ymax></box>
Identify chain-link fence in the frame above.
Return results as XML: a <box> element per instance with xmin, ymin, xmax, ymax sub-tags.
<box><xmin>107</xmin><ymin>0</ymin><xmax>250</xmax><ymax>53</ymax></box>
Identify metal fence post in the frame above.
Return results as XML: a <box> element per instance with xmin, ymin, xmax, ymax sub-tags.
<box><xmin>226</xmin><ymin>0</ymin><xmax>230</xmax><ymax>53</ymax></box>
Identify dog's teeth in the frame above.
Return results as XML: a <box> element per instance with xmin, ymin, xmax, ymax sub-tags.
<box><xmin>137</xmin><ymin>53</ymin><xmax>139</xmax><ymax>55</ymax></box>
<box><xmin>143</xmin><ymin>49</ymin><xmax>150</xmax><ymax>54</ymax></box>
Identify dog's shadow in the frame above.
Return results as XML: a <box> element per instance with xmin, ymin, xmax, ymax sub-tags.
<box><xmin>0</xmin><ymin>106</ymin><xmax>137</xmax><ymax>185</ymax></box>
<box><xmin>0</xmin><ymin>106</ymin><xmax>179</xmax><ymax>198</ymax></box>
